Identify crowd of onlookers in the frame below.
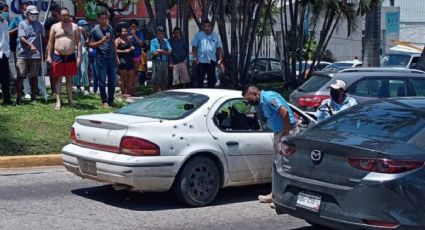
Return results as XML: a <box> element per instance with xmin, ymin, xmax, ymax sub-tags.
<box><xmin>0</xmin><ymin>0</ymin><xmax>225</xmax><ymax>110</ymax></box>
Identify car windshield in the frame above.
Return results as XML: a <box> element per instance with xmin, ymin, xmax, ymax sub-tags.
<box><xmin>381</xmin><ymin>54</ymin><xmax>411</xmax><ymax>67</ymax></box>
<box><xmin>116</xmin><ymin>92</ymin><xmax>209</xmax><ymax>119</ymax></box>
<box><xmin>309</xmin><ymin>100</ymin><xmax>425</xmax><ymax>142</ymax></box>
<box><xmin>297</xmin><ymin>74</ymin><xmax>332</xmax><ymax>92</ymax></box>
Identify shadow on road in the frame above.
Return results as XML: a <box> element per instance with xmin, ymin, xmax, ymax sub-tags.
<box><xmin>71</xmin><ymin>183</ymin><xmax>271</xmax><ymax>211</ymax></box>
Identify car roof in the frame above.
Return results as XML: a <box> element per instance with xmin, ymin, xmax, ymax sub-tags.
<box><xmin>332</xmin><ymin>70</ymin><xmax>425</xmax><ymax>86</ymax></box>
<box><xmin>334</xmin><ymin>60</ymin><xmax>361</xmax><ymax>64</ymax></box>
<box><xmin>170</xmin><ymin>88</ymin><xmax>243</xmax><ymax>100</ymax></box>
<box><xmin>251</xmin><ymin>57</ymin><xmax>281</xmax><ymax>62</ymax></box>
<box><xmin>385</xmin><ymin>51</ymin><xmax>421</xmax><ymax>56</ymax></box>
<box><xmin>339</xmin><ymin>67</ymin><xmax>425</xmax><ymax>74</ymax></box>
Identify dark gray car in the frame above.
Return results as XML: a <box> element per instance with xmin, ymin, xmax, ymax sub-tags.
<box><xmin>273</xmin><ymin>97</ymin><xmax>425</xmax><ymax>229</ymax></box>
<box><xmin>289</xmin><ymin>68</ymin><xmax>425</xmax><ymax>116</ymax></box>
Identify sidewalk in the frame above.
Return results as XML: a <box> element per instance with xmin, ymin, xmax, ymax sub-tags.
<box><xmin>0</xmin><ymin>154</ymin><xmax>62</xmax><ymax>168</ymax></box>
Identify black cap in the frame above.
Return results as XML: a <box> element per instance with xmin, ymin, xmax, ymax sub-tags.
<box><xmin>156</xmin><ymin>26</ymin><xmax>164</xmax><ymax>32</ymax></box>
<box><xmin>50</xmin><ymin>3</ymin><xmax>61</xmax><ymax>12</ymax></box>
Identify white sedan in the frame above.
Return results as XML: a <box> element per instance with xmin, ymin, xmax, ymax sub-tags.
<box><xmin>62</xmin><ymin>89</ymin><xmax>315</xmax><ymax>206</ymax></box>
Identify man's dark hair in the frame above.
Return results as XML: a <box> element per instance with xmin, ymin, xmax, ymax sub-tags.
<box><xmin>50</xmin><ymin>3</ymin><xmax>61</xmax><ymax>12</ymax></box>
<box><xmin>201</xmin><ymin>19</ymin><xmax>211</xmax><ymax>25</ymax></box>
<box><xmin>97</xmin><ymin>10</ymin><xmax>109</xmax><ymax>19</ymax></box>
<box><xmin>129</xmin><ymin>19</ymin><xmax>138</xmax><ymax>27</ymax></box>
<box><xmin>173</xmin><ymin>27</ymin><xmax>181</xmax><ymax>32</ymax></box>
<box><xmin>242</xmin><ymin>84</ymin><xmax>258</xmax><ymax>96</ymax></box>
<box><xmin>60</xmin><ymin>7</ymin><xmax>69</xmax><ymax>13</ymax></box>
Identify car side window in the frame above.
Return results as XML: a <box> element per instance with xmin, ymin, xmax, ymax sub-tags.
<box><xmin>254</xmin><ymin>60</ymin><xmax>268</xmax><ymax>72</ymax></box>
<box><xmin>270</xmin><ymin>61</ymin><xmax>282</xmax><ymax>71</ymax></box>
<box><xmin>389</xmin><ymin>79</ymin><xmax>408</xmax><ymax>97</ymax></box>
<box><xmin>349</xmin><ymin>79</ymin><xmax>369</xmax><ymax>96</ymax></box>
<box><xmin>213</xmin><ymin>99</ymin><xmax>263</xmax><ymax>132</ymax></box>
<box><xmin>411</xmin><ymin>78</ymin><xmax>425</xmax><ymax>96</ymax></box>
<box><xmin>410</xmin><ymin>57</ymin><xmax>420</xmax><ymax>68</ymax></box>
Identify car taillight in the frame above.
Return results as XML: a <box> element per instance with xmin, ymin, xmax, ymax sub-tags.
<box><xmin>348</xmin><ymin>158</ymin><xmax>424</xmax><ymax>174</ymax></box>
<box><xmin>278</xmin><ymin>143</ymin><xmax>296</xmax><ymax>156</ymax></box>
<box><xmin>363</xmin><ymin>219</ymin><xmax>399</xmax><ymax>228</ymax></box>
<box><xmin>120</xmin><ymin>136</ymin><xmax>160</xmax><ymax>156</ymax></box>
<box><xmin>297</xmin><ymin>95</ymin><xmax>330</xmax><ymax>108</ymax></box>
<box><xmin>70</xmin><ymin>127</ymin><xmax>77</xmax><ymax>144</ymax></box>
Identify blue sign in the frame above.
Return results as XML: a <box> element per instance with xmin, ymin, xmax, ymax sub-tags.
<box><xmin>386</xmin><ymin>12</ymin><xmax>400</xmax><ymax>33</ymax></box>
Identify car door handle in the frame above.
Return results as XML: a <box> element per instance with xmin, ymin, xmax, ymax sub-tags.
<box><xmin>226</xmin><ymin>141</ymin><xmax>239</xmax><ymax>146</ymax></box>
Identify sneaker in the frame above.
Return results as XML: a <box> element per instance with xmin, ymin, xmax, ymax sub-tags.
<box><xmin>24</xmin><ymin>94</ymin><xmax>31</xmax><ymax>99</ymax></box>
<box><xmin>270</xmin><ymin>202</ymin><xmax>276</xmax><ymax>209</ymax></box>
<box><xmin>83</xmin><ymin>90</ymin><xmax>89</xmax><ymax>96</ymax></box>
<box><xmin>103</xmin><ymin>103</ymin><xmax>109</xmax><ymax>108</ymax></box>
<box><xmin>30</xmin><ymin>100</ymin><xmax>37</xmax><ymax>105</ymax></box>
<box><xmin>258</xmin><ymin>193</ymin><xmax>273</xmax><ymax>203</ymax></box>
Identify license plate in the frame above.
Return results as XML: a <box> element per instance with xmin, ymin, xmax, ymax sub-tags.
<box><xmin>78</xmin><ymin>159</ymin><xmax>97</xmax><ymax>176</ymax></box>
<box><xmin>296</xmin><ymin>192</ymin><xmax>321</xmax><ymax>212</ymax></box>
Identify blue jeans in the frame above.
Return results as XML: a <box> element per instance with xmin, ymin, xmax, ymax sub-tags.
<box><xmin>96</xmin><ymin>57</ymin><xmax>116</xmax><ymax>104</ymax></box>
<box><xmin>90</xmin><ymin>58</ymin><xmax>98</xmax><ymax>93</ymax></box>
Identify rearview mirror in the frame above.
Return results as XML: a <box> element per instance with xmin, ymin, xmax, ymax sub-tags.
<box><xmin>184</xmin><ymin>103</ymin><xmax>195</xmax><ymax>110</ymax></box>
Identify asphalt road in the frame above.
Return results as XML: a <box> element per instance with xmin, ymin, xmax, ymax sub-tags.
<box><xmin>0</xmin><ymin>167</ymin><xmax>317</xmax><ymax>230</ymax></box>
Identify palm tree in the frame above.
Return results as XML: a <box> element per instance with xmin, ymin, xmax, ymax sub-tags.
<box><xmin>359</xmin><ymin>0</ymin><xmax>383</xmax><ymax>67</ymax></box>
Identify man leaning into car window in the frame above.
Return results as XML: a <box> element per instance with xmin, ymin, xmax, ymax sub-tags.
<box><xmin>315</xmin><ymin>79</ymin><xmax>357</xmax><ymax>122</ymax></box>
<box><xmin>242</xmin><ymin>84</ymin><xmax>297</xmax><ymax>207</ymax></box>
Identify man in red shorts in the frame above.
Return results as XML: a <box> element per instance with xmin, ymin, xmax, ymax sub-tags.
<box><xmin>46</xmin><ymin>8</ymin><xmax>81</xmax><ymax>110</ymax></box>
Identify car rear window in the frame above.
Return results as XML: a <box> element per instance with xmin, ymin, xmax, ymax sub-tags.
<box><xmin>381</xmin><ymin>54</ymin><xmax>411</xmax><ymax>67</ymax></box>
<box><xmin>309</xmin><ymin>100</ymin><xmax>425</xmax><ymax>142</ymax></box>
<box><xmin>116</xmin><ymin>92</ymin><xmax>209</xmax><ymax>119</ymax></box>
<box><xmin>297</xmin><ymin>74</ymin><xmax>331</xmax><ymax>92</ymax></box>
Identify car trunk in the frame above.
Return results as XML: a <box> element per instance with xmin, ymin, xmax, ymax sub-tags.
<box><xmin>73</xmin><ymin>113</ymin><xmax>159</xmax><ymax>152</ymax></box>
<box><xmin>284</xmin><ymin>137</ymin><xmax>379</xmax><ymax>188</ymax></box>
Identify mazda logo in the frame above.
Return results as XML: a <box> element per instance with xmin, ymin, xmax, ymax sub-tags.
<box><xmin>311</xmin><ymin>150</ymin><xmax>322</xmax><ymax>163</ymax></box>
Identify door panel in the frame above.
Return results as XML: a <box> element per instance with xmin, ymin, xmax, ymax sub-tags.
<box><xmin>207</xmin><ymin>98</ymin><xmax>274</xmax><ymax>182</ymax></box>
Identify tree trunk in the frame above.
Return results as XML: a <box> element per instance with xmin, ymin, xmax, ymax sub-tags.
<box><xmin>155</xmin><ymin>0</ymin><xmax>169</xmax><ymax>33</ymax></box>
<box><xmin>363</xmin><ymin>4</ymin><xmax>381</xmax><ymax>67</ymax></box>
<box><xmin>144</xmin><ymin>0</ymin><xmax>156</xmax><ymax>34</ymax></box>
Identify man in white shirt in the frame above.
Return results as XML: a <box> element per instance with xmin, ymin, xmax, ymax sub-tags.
<box><xmin>0</xmin><ymin>2</ymin><xmax>13</xmax><ymax>105</ymax></box>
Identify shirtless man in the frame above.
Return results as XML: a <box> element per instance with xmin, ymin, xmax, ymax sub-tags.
<box><xmin>46</xmin><ymin>8</ymin><xmax>81</xmax><ymax>110</ymax></box>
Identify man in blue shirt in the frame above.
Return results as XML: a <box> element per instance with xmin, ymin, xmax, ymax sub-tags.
<box><xmin>89</xmin><ymin>11</ymin><xmax>119</xmax><ymax>108</ymax></box>
<box><xmin>191</xmin><ymin>20</ymin><xmax>222</xmax><ymax>88</ymax></box>
<box><xmin>243</xmin><ymin>84</ymin><xmax>297</xmax><ymax>205</ymax></box>
<box><xmin>315</xmin><ymin>79</ymin><xmax>357</xmax><ymax>122</ymax></box>
<box><xmin>150</xmin><ymin>26</ymin><xmax>171</xmax><ymax>92</ymax></box>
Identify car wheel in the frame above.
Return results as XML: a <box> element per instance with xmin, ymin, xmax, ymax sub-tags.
<box><xmin>173</xmin><ymin>156</ymin><xmax>220</xmax><ymax>207</ymax></box>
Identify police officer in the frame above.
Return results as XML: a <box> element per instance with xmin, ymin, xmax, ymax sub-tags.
<box><xmin>242</xmin><ymin>84</ymin><xmax>297</xmax><ymax>207</ymax></box>
<box><xmin>315</xmin><ymin>79</ymin><xmax>357</xmax><ymax>122</ymax></box>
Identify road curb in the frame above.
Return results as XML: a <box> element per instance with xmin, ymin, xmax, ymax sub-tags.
<box><xmin>0</xmin><ymin>154</ymin><xmax>63</xmax><ymax>168</ymax></box>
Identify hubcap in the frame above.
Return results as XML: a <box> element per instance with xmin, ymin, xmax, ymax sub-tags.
<box><xmin>188</xmin><ymin>163</ymin><xmax>215</xmax><ymax>200</ymax></box>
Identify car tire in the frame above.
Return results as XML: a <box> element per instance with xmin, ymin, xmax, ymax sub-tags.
<box><xmin>173</xmin><ymin>156</ymin><xmax>220</xmax><ymax>207</ymax></box>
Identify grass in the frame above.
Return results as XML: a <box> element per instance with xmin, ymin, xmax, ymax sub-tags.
<box><xmin>0</xmin><ymin>91</ymin><xmax>128</xmax><ymax>156</ymax></box>
<box><xmin>0</xmin><ymin>83</ymin><xmax>290</xmax><ymax>156</ymax></box>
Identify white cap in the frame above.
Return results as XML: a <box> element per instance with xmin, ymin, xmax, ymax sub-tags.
<box><xmin>329</xmin><ymin>79</ymin><xmax>346</xmax><ymax>90</ymax></box>
<box><xmin>26</xmin><ymin>5</ymin><xmax>39</xmax><ymax>15</ymax></box>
